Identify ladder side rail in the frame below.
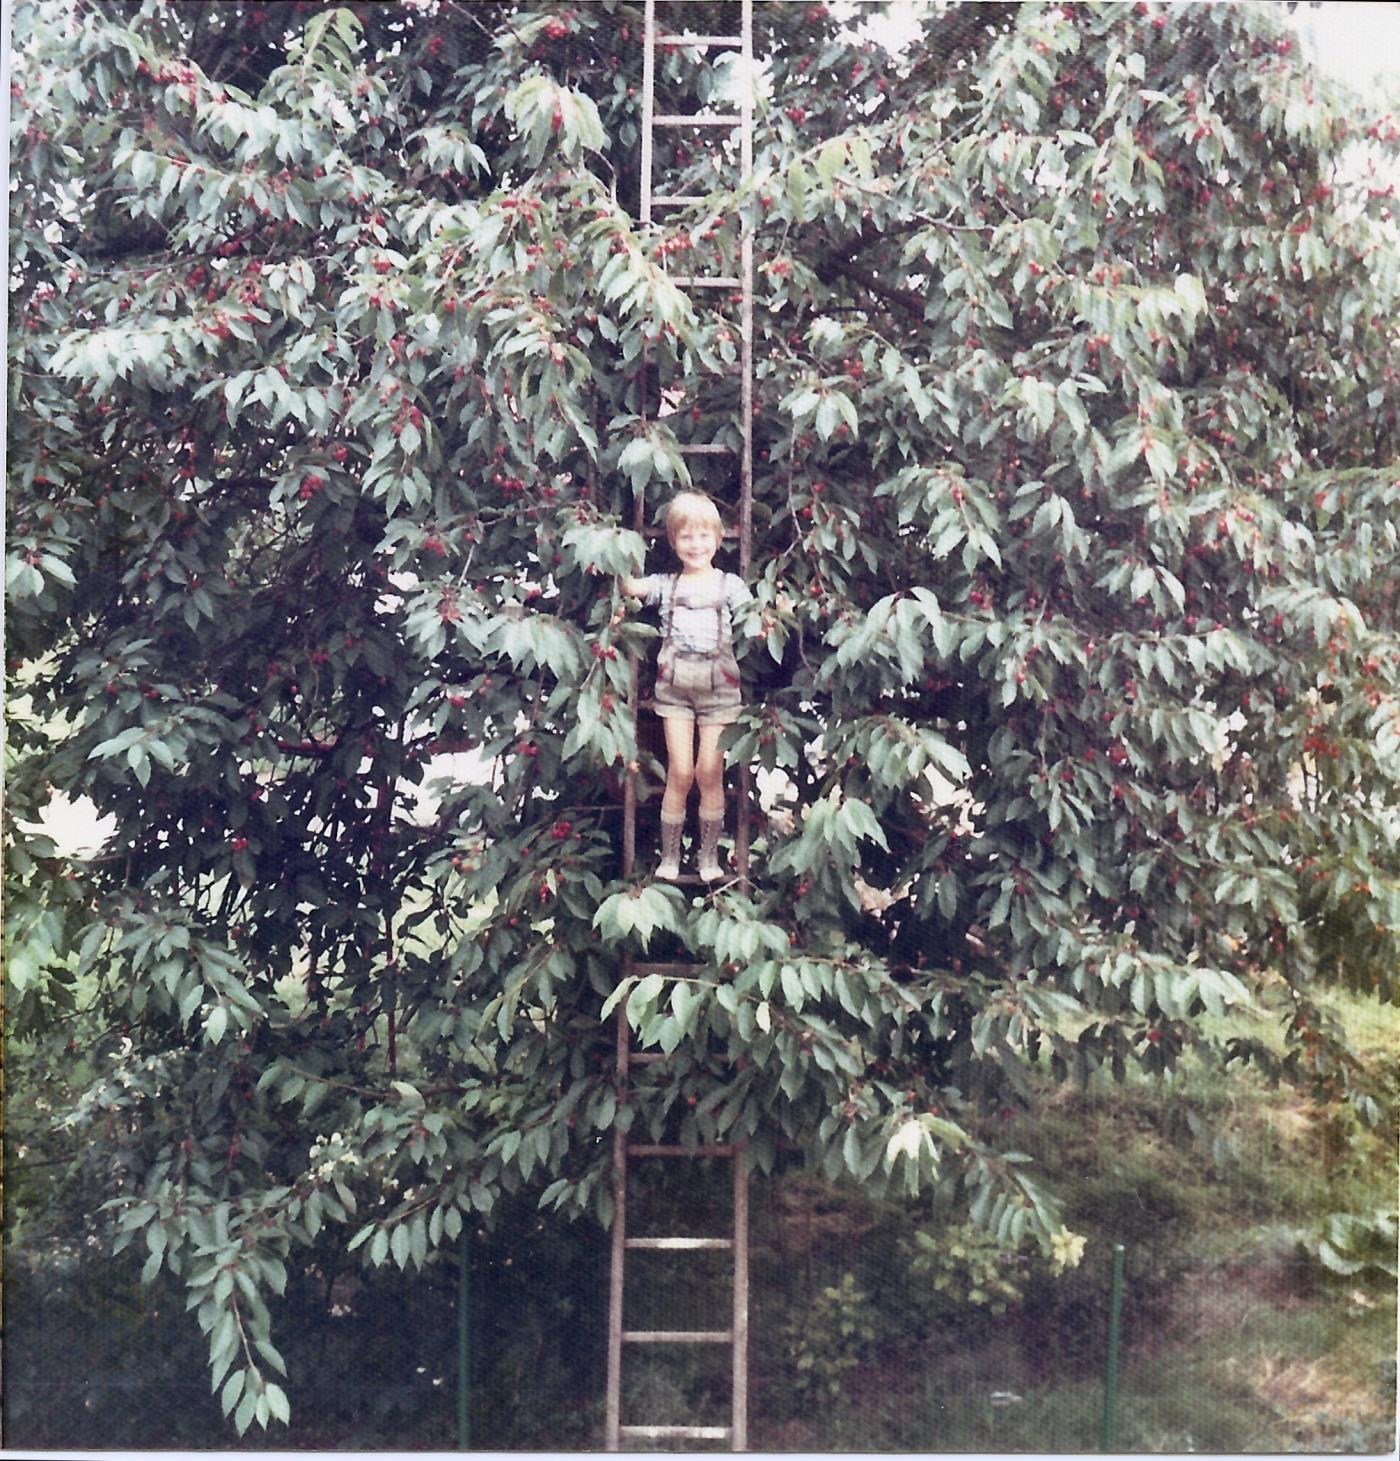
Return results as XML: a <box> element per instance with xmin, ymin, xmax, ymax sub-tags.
<box><xmin>735</xmin><ymin>0</ymin><xmax>755</xmax><ymax>893</ymax></box>
<box><xmin>640</xmin><ymin>0</ymin><xmax>657</xmax><ymax>225</ymax></box>
<box><xmin>733</xmin><ymin>16</ymin><xmax>754</xmax><ymax>1450</ymax></box>
<box><xmin>622</xmin><ymin>655</ymin><xmax>638</xmax><ymax>879</ymax></box>
<box><xmin>732</xmin><ymin>1144</ymin><xmax>750</xmax><ymax>1450</ymax></box>
<box><xmin>623</xmin><ymin>0</ymin><xmax>659</xmax><ymax>890</ymax></box>
<box><xmin>609</xmin><ymin>8</ymin><xmax>654</xmax><ymax>1449</ymax></box>
<box><xmin>739</xmin><ymin>0</ymin><xmax>755</xmax><ymax>583</ymax></box>
<box><xmin>605</xmin><ymin>971</ymin><xmax>633</xmax><ymax>1452</ymax></box>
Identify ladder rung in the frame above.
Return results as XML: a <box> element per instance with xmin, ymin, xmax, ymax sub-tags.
<box><xmin>654</xmin><ymin>112</ymin><xmax>741</xmax><ymax>127</ymax></box>
<box><xmin>652</xmin><ymin>194</ymin><xmax>711</xmax><ymax>206</ymax></box>
<box><xmin>670</xmin><ymin>276</ymin><xmax>741</xmax><ymax>288</ymax></box>
<box><xmin>626</xmin><ymin>1236</ymin><xmax>734</xmax><ymax>1250</ymax></box>
<box><xmin>628</xmin><ymin>1143</ymin><xmax>735</xmax><ymax>1157</ymax></box>
<box><xmin>677</xmin><ymin>443</ymin><xmax>735</xmax><ymax>454</ymax></box>
<box><xmin>631</xmin><ymin>961</ymin><xmax>704</xmax><ymax>975</ymax></box>
<box><xmin>623</xmin><ymin>1329</ymin><xmax>733</xmax><ymax>1344</ymax></box>
<box><xmin>657</xmin><ymin>33</ymin><xmax>744</xmax><ymax>46</ymax></box>
<box><xmin>642</xmin><ymin>525</ymin><xmax>740</xmax><ymax>539</ymax></box>
<box><xmin>620</xmin><ymin>1425</ymin><xmax>733</xmax><ymax>1441</ymax></box>
<box><xmin>628</xmin><ymin>1051</ymin><xmax>669</xmax><ymax>1065</ymax></box>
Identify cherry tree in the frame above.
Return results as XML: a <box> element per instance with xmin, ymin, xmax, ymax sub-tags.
<box><xmin>7</xmin><ymin>0</ymin><xmax>1399</xmax><ymax>1432</ymax></box>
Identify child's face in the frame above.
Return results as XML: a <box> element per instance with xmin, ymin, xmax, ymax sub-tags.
<box><xmin>671</xmin><ymin>519</ymin><xmax>719</xmax><ymax>570</ymax></box>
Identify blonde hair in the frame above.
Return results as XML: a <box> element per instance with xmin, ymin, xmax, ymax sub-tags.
<box><xmin>664</xmin><ymin>491</ymin><xmax>724</xmax><ymax>544</ymax></box>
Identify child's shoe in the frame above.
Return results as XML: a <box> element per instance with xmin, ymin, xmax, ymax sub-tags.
<box><xmin>657</xmin><ymin>812</ymin><xmax>684</xmax><ymax>881</ymax></box>
<box><xmin>697</xmin><ymin>816</ymin><xmax>724</xmax><ymax>881</ymax></box>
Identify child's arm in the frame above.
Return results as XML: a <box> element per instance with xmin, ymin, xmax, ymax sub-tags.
<box><xmin>725</xmin><ymin>573</ymin><xmax>759</xmax><ymax>643</ymax></box>
<box><xmin>726</xmin><ymin>572</ymin><xmax>756</xmax><ymax>614</ymax></box>
<box><xmin>617</xmin><ymin>541</ymin><xmax>652</xmax><ymax>600</ymax></box>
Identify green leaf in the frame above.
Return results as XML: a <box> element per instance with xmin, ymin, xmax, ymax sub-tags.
<box><xmin>390</xmin><ymin>1223</ymin><xmax>410</xmax><ymax>1269</ymax></box>
<box><xmin>234</xmin><ymin>1387</ymin><xmax>258</xmax><ymax>1435</ymax></box>
<box><xmin>265</xmin><ymin>1382</ymin><xmax>290</xmax><ymax>1426</ymax></box>
<box><xmin>221</xmin><ymin>1368</ymin><xmax>246</xmax><ymax>1418</ymax></box>
<box><xmin>816</xmin><ymin>137</ymin><xmax>846</xmax><ymax>186</ymax></box>
<box><xmin>1020</xmin><ymin>376</ymin><xmax>1056</xmax><ymax>434</ymax></box>
<box><xmin>786</xmin><ymin>158</ymin><xmax>809</xmax><ymax>221</ymax></box>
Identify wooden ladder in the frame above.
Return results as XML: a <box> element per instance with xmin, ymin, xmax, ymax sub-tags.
<box><xmin>606</xmin><ymin>0</ymin><xmax>756</xmax><ymax>1450</ymax></box>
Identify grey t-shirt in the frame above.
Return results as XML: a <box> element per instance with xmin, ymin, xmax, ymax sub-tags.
<box><xmin>637</xmin><ymin>571</ymin><xmax>753</xmax><ymax>653</ymax></box>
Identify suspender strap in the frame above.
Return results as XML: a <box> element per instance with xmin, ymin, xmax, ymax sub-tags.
<box><xmin>661</xmin><ymin>571</ymin><xmax>680</xmax><ymax>650</ymax></box>
<box><xmin>661</xmin><ymin>574</ymin><xmax>728</xmax><ymax>653</ymax></box>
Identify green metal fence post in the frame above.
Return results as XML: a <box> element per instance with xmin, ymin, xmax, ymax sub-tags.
<box><xmin>457</xmin><ymin>1234</ymin><xmax>470</xmax><ymax>1450</ymax></box>
<box><xmin>1101</xmin><ymin>1242</ymin><xmax>1126</xmax><ymax>1451</ymax></box>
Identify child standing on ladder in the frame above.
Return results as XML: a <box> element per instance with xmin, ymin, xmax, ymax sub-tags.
<box><xmin>620</xmin><ymin>491</ymin><xmax>752</xmax><ymax>882</ymax></box>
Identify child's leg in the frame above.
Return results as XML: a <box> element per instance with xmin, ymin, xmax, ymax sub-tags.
<box><xmin>661</xmin><ymin>715</ymin><xmax>697</xmax><ymax>819</ymax></box>
<box><xmin>695</xmin><ymin>722</ymin><xmax>726</xmax><ymax>879</ymax></box>
<box><xmin>694</xmin><ymin>722</ymin><xmax>725</xmax><ymax>822</ymax></box>
<box><xmin>657</xmin><ymin>714</ymin><xmax>696</xmax><ymax>878</ymax></box>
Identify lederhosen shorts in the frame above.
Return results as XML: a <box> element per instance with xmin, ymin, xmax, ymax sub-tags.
<box><xmin>652</xmin><ymin>574</ymin><xmax>743</xmax><ymax>727</ymax></box>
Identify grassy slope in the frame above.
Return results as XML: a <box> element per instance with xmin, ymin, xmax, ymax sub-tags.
<box><xmin>745</xmin><ymin>988</ymin><xmax>1399</xmax><ymax>1454</ymax></box>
